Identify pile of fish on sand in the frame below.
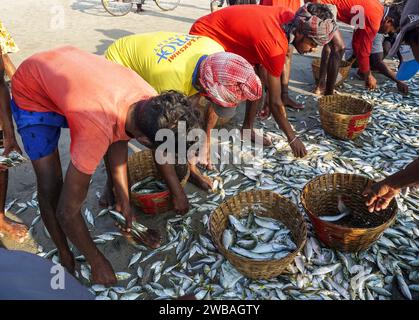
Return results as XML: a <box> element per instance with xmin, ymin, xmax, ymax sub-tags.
<box><xmin>131</xmin><ymin>176</ymin><xmax>168</xmax><ymax>194</ymax></box>
<box><xmin>6</xmin><ymin>77</ymin><xmax>419</xmax><ymax>300</ymax></box>
<box><xmin>223</xmin><ymin>212</ymin><xmax>296</xmax><ymax>260</ymax></box>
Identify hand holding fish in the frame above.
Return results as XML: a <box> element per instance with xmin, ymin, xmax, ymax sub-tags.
<box><xmin>0</xmin><ymin>134</ymin><xmax>24</xmax><ymax>172</ymax></box>
<box><xmin>110</xmin><ymin>210</ymin><xmax>162</xmax><ymax>249</ymax></box>
<box><xmin>114</xmin><ymin>201</ymin><xmax>133</xmax><ymax>232</ymax></box>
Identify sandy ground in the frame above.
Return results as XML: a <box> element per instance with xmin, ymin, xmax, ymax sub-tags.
<box><xmin>0</xmin><ymin>0</ymin><xmax>400</xmax><ymax>289</ymax></box>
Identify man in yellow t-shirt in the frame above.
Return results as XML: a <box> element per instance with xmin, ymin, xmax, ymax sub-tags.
<box><xmin>105</xmin><ymin>32</ymin><xmax>262</xmax><ymax>191</ymax></box>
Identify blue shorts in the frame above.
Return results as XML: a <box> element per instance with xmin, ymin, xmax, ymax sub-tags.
<box><xmin>11</xmin><ymin>99</ymin><xmax>68</xmax><ymax>161</ymax></box>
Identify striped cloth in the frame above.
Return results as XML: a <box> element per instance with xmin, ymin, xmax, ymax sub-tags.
<box><xmin>293</xmin><ymin>3</ymin><xmax>338</xmax><ymax>46</ymax></box>
<box><xmin>199</xmin><ymin>52</ymin><xmax>262</xmax><ymax>107</ymax></box>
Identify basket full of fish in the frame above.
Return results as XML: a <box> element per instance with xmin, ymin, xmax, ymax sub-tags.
<box><xmin>312</xmin><ymin>58</ymin><xmax>353</xmax><ymax>87</ymax></box>
<box><xmin>301</xmin><ymin>173</ymin><xmax>398</xmax><ymax>253</ymax></box>
<box><xmin>318</xmin><ymin>95</ymin><xmax>373</xmax><ymax>140</ymax></box>
<box><xmin>0</xmin><ymin>149</ymin><xmax>27</xmax><ymax>168</ymax></box>
<box><xmin>128</xmin><ymin>149</ymin><xmax>190</xmax><ymax>215</ymax></box>
<box><xmin>209</xmin><ymin>190</ymin><xmax>307</xmax><ymax>279</ymax></box>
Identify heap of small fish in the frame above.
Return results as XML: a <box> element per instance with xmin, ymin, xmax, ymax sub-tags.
<box><xmin>223</xmin><ymin>212</ymin><xmax>296</xmax><ymax>260</ymax></box>
<box><xmin>0</xmin><ymin>149</ymin><xmax>26</xmax><ymax>168</ymax></box>
<box><xmin>7</xmin><ymin>78</ymin><xmax>419</xmax><ymax>300</ymax></box>
<box><xmin>131</xmin><ymin>176</ymin><xmax>168</xmax><ymax>194</ymax></box>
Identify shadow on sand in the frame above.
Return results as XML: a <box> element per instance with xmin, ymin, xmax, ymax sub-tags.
<box><xmin>94</xmin><ymin>28</ymin><xmax>135</xmax><ymax>54</ymax></box>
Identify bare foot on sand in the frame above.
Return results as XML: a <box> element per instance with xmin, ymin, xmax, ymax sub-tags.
<box><xmin>90</xmin><ymin>255</ymin><xmax>117</xmax><ymax>286</ymax></box>
<box><xmin>282</xmin><ymin>95</ymin><xmax>304</xmax><ymax>110</ymax></box>
<box><xmin>241</xmin><ymin>128</ymin><xmax>272</xmax><ymax>146</ymax></box>
<box><xmin>0</xmin><ymin>213</ymin><xmax>29</xmax><ymax>243</ymax></box>
<box><xmin>189</xmin><ymin>164</ymin><xmax>213</xmax><ymax>191</ymax></box>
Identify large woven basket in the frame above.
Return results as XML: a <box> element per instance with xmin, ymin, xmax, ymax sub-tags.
<box><xmin>312</xmin><ymin>58</ymin><xmax>352</xmax><ymax>87</ymax></box>
<box><xmin>301</xmin><ymin>173</ymin><xmax>398</xmax><ymax>252</ymax></box>
<box><xmin>319</xmin><ymin>95</ymin><xmax>373</xmax><ymax>140</ymax></box>
<box><xmin>209</xmin><ymin>190</ymin><xmax>307</xmax><ymax>279</ymax></box>
<box><xmin>127</xmin><ymin>149</ymin><xmax>190</xmax><ymax>214</ymax></box>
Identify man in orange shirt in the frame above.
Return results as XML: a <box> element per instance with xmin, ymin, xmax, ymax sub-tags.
<box><xmin>259</xmin><ymin>0</ymin><xmax>308</xmax><ymax>111</ymax></box>
<box><xmin>11</xmin><ymin>46</ymin><xmax>201</xmax><ymax>286</ymax></box>
<box><xmin>312</xmin><ymin>0</ymin><xmax>402</xmax><ymax>95</ymax></box>
<box><xmin>191</xmin><ymin>3</ymin><xmax>337</xmax><ymax>158</ymax></box>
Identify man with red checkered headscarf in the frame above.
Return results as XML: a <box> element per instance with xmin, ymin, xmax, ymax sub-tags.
<box><xmin>105</xmin><ymin>32</ymin><xmax>262</xmax><ymax>193</ymax></box>
<box><xmin>191</xmin><ymin>3</ymin><xmax>337</xmax><ymax>158</ymax></box>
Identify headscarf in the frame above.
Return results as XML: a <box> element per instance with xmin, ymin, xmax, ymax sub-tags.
<box><xmin>290</xmin><ymin>3</ymin><xmax>338</xmax><ymax>46</ymax></box>
<box><xmin>198</xmin><ymin>52</ymin><xmax>262</xmax><ymax>107</ymax></box>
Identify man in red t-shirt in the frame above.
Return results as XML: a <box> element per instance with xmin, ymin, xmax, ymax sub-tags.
<box><xmin>259</xmin><ymin>0</ymin><xmax>307</xmax><ymax>111</ymax></box>
<box><xmin>11</xmin><ymin>46</ymin><xmax>201</xmax><ymax>286</ymax></box>
<box><xmin>191</xmin><ymin>3</ymin><xmax>337</xmax><ymax>158</ymax></box>
<box><xmin>312</xmin><ymin>0</ymin><xmax>402</xmax><ymax>95</ymax></box>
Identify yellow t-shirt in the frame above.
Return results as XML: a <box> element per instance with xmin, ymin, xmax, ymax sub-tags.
<box><xmin>105</xmin><ymin>32</ymin><xmax>224</xmax><ymax>96</ymax></box>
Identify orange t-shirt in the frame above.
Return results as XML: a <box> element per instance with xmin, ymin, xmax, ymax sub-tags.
<box><xmin>320</xmin><ymin>0</ymin><xmax>384</xmax><ymax>73</ymax></box>
<box><xmin>260</xmin><ymin>0</ymin><xmax>304</xmax><ymax>13</ymax></box>
<box><xmin>12</xmin><ymin>46</ymin><xmax>157</xmax><ymax>175</ymax></box>
<box><xmin>190</xmin><ymin>5</ymin><xmax>295</xmax><ymax>77</ymax></box>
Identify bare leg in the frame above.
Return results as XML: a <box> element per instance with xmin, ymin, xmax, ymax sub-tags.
<box><xmin>57</xmin><ymin>162</ymin><xmax>116</xmax><ymax>286</ymax></box>
<box><xmin>242</xmin><ymin>100</ymin><xmax>272</xmax><ymax>146</ymax></box>
<box><xmin>325</xmin><ymin>30</ymin><xmax>345</xmax><ymax>96</ymax></box>
<box><xmin>0</xmin><ymin>170</ymin><xmax>29</xmax><ymax>242</ymax></box>
<box><xmin>32</xmin><ymin>149</ymin><xmax>75</xmax><ymax>274</ymax></box>
<box><xmin>198</xmin><ymin>106</ymin><xmax>218</xmax><ymax>170</ymax></box>
<box><xmin>1</xmin><ymin>54</ymin><xmax>16</xmax><ymax>80</ymax></box>
<box><xmin>281</xmin><ymin>47</ymin><xmax>304</xmax><ymax>109</ymax></box>
<box><xmin>313</xmin><ymin>44</ymin><xmax>331</xmax><ymax>95</ymax></box>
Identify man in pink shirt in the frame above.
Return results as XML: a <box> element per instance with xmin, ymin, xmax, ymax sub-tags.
<box><xmin>11</xmin><ymin>46</ymin><xmax>201</xmax><ymax>286</ymax></box>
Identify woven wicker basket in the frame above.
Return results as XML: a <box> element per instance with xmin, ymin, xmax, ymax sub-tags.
<box><xmin>301</xmin><ymin>173</ymin><xmax>398</xmax><ymax>252</ymax></box>
<box><xmin>319</xmin><ymin>95</ymin><xmax>373</xmax><ymax>140</ymax></box>
<box><xmin>209</xmin><ymin>190</ymin><xmax>307</xmax><ymax>279</ymax></box>
<box><xmin>312</xmin><ymin>58</ymin><xmax>352</xmax><ymax>87</ymax></box>
<box><xmin>127</xmin><ymin>149</ymin><xmax>190</xmax><ymax>214</ymax></box>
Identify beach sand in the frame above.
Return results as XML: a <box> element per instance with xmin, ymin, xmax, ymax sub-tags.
<box><xmin>0</xmin><ymin>0</ymin><xmax>397</xmax><ymax>291</ymax></box>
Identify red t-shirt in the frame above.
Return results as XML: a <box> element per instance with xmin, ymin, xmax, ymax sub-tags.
<box><xmin>12</xmin><ymin>46</ymin><xmax>157</xmax><ymax>175</ymax></box>
<box><xmin>320</xmin><ymin>0</ymin><xmax>384</xmax><ymax>73</ymax></box>
<box><xmin>190</xmin><ymin>5</ymin><xmax>294</xmax><ymax>77</ymax></box>
<box><xmin>260</xmin><ymin>0</ymin><xmax>303</xmax><ymax>13</ymax></box>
